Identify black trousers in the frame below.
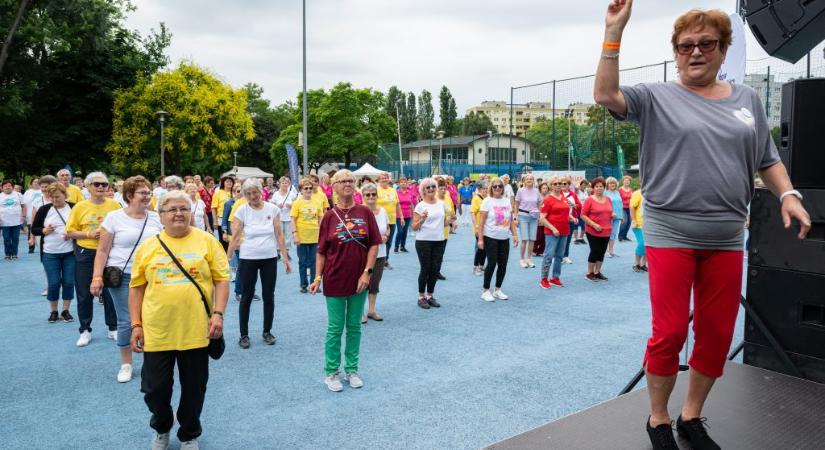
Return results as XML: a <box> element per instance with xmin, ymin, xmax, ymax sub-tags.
<box><xmin>473</xmin><ymin>235</ymin><xmax>486</xmax><ymax>267</ymax></box>
<box><xmin>586</xmin><ymin>233</ymin><xmax>610</xmax><ymax>264</ymax></box>
<box><xmin>483</xmin><ymin>236</ymin><xmax>510</xmax><ymax>289</ymax></box>
<box><xmin>238</xmin><ymin>257</ymin><xmax>277</xmax><ymax>337</ymax></box>
<box><xmin>141</xmin><ymin>347</ymin><xmax>209</xmax><ymax>442</ymax></box>
<box><xmin>415</xmin><ymin>240</ymin><xmax>446</xmax><ymax>294</ymax></box>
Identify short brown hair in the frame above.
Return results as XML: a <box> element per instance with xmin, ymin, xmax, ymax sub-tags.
<box><xmin>122</xmin><ymin>175</ymin><xmax>151</xmax><ymax>204</ymax></box>
<box><xmin>590</xmin><ymin>177</ymin><xmax>606</xmax><ymax>188</ymax></box>
<box><xmin>671</xmin><ymin>9</ymin><xmax>732</xmax><ymax>52</ymax></box>
<box><xmin>46</xmin><ymin>183</ymin><xmax>67</xmax><ymax>199</ymax></box>
<box><xmin>299</xmin><ymin>178</ymin><xmax>314</xmax><ymax>190</ymax></box>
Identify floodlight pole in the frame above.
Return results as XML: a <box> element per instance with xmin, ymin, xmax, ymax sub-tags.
<box><xmin>156</xmin><ymin>110</ymin><xmax>168</xmax><ymax>177</ymax></box>
<box><xmin>396</xmin><ymin>99</ymin><xmax>404</xmax><ymax>177</ymax></box>
<box><xmin>302</xmin><ymin>0</ymin><xmax>309</xmax><ymax>176</ymax></box>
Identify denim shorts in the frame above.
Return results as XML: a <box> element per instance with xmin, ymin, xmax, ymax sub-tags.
<box><xmin>610</xmin><ymin>218</ymin><xmax>622</xmax><ymax>240</ymax></box>
<box><xmin>517</xmin><ymin>214</ymin><xmax>538</xmax><ymax>240</ymax></box>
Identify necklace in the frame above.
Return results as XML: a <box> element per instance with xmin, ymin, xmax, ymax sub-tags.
<box><xmin>336</xmin><ymin>204</ymin><xmax>354</xmax><ymax>219</ymax></box>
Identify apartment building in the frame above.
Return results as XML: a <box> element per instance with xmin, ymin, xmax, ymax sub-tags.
<box><xmin>467</xmin><ymin>101</ymin><xmax>594</xmax><ymax>136</ymax></box>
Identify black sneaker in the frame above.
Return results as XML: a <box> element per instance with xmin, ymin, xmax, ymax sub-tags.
<box><xmin>394</xmin><ymin>248</ymin><xmax>399</xmax><ymax>253</ymax></box>
<box><xmin>633</xmin><ymin>265</ymin><xmax>642</xmax><ymax>273</ymax></box>
<box><xmin>262</xmin><ymin>332</ymin><xmax>276</xmax><ymax>346</ymax></box>
<box><xmin>426</xmin><ymin>296</ymin><xmax>441</xmax><ymax>308</ymax></box>
<box><xmin>48</xmin><ymin>311</ymin><xmax>59</xmax><ymax>323</ymax></box>
<box><xmin>595</xmin><ymin>272</ymin><xmax>608</xmax><ymax>281</ymax></box>
<box><xmin>417</xmin><ymin>296</ymin><xmax>430</xmax><ymax>309</ymax></box>
<box><xmin>585</xmin><ymin>273</ymin><xmax>598</xmax><ymax>282</ymax></box>
<box><xmin>400</xmin><ymin>248</ymin><xmax>409</xmax><ymax>253</ymax></box>
<box><xmin>676</xmin><ymin>416</ymin><xmax>720</xmax><ymax>450</ymax></box>
<box><xmin>641</xmin><ymin>265</ymin><xmax>649</xmax><ymax>272</ymax></box>
<box><xmin>646</xmin><ymin>417</ymin><xmax>678</xmax><ymax>450</ymax></box>
<box><xmin>300</xmin><ymin>286</ymin><xmax>308</xmax><ymax>293</ymax></box>
<box><xmin>239</xmin><ymin>335</ymin><xmax>250</xmax><ymax>349</ymax></box>
<box><xmin>436</xmin><ymin>273</ymin><xmax>446</xmax><ymax>280</ymax></box>
<box><xmin>61</xmin><ymin>310</ymin><xmax>74</xmax><ymax>322</ymax></box>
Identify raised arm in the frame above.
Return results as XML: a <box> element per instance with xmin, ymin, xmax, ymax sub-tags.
<box><xmin>593</xmin><ymin>0</ymin><xmax>633</xmax><ymax>116</ymax></box>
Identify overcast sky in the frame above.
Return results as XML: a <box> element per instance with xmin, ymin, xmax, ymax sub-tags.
<box><xmin>124</xmin><ymin>0</ymin><xmax>771</xmax><ymax>114</ymax></box>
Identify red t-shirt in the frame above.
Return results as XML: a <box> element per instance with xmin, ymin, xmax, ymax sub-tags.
<box><xmin>541</xmin><ymin>194</ymin><xmax>571</xmax><ymax>236</ymax></box>
<box><xmin>582</xmin><ymin>196</ymin><xmax>613</xmax><ymax>238</ymax></box>
<box><xmin>317</xmin><ymin>204</ymin><xmax>382</xmax><ymax>297</ymax></box>
<box><xmin>198</xmin><ymin>187</ymin><xmax>213</xmax><ymax>210</ymax></box>
<box><xmin>619</xmin><ymin>187</ymin><xmax>633</xmax><ymax>208</ymax></box>
<box><xmin>565</xmin><ymin>190</ymin><xmax>582</xmax><ymax>218</ymax></box>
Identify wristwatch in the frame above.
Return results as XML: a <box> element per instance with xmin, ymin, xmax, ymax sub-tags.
<box><xmin>364</xmin><ymin>267</ymin><xmax>373</xmax><ymax>275</ymax></box>
<box><xmin>779</xmin><ymin>190</ymin><xmax>803</xmax><ymax>203</ymax></box>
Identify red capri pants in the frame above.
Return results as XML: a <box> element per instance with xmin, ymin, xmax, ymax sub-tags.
<box><xmin>644</xmin><ymin>247</ymin><xmax>742</xmax><ymax>378</ymax></box>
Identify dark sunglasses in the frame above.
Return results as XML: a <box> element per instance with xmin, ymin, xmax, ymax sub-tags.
<box><xmin>561</xmin><ymin>182</ymin><xmax>570</xmax><ymax>185</ymax></box>
<box><xmin>302</xmin><ymin>187</ymin><xmax>313</xmax><ymax>191</ymax></box>
<box><xmin>92</xmin><ymin>182</ymin><xmax>109</xmax><ymax>188</ymax></box>
<box><xmin>363</xmin><ymin>192</ymin><xmax>377</xmax><ymax>198</ymax></box>
<box><xmin>491</xmin><ymin>185</ymin><xmax>504</xmax><ymax>189</ymax></box>
<box><xmin>675</xmin><ymin>39</ymin><xmax>718</xmax><ymax>55</ymax></box>
<box><xmin>551</xmin><ymin>182</ymin><xmax>562</xmax><ymax>186</ymax></box>
<box><xmin>424</xmin><ymin>185</ymin><xmax>437</xmax><ymax>190</ymax></box>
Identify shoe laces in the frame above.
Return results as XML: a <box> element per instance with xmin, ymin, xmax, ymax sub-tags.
<box><xmin>651</xmin><ymin>421</ymin><xmax>676</xmax><ymax>447</ymax></box>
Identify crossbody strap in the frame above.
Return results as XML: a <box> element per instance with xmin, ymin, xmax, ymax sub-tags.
<box><xmin>121</xmin><ymin>215</ymin><xmax>149</xmax><ymax>272</ymax></box>
<box><xmin>156</xmin><ymin>235</ymin><xmax>211</xmax><ymax>318</ymax></box>
<box><xmin>53</xmin><ymin>205</ymin><xmax>68</xmax><ymax>225</ymax></box>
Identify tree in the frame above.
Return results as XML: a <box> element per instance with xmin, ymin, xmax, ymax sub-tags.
<box><xmin>273</xmin><ymin>82</ymin><xmax>396</xmax><ymax>171</ymax></box>
<box><xmin>0</xmin><ymin>0</ymin><xmax>171</xmax><ymax>179</ymax></box>
<box><xmin>584</xmin><ymin>104</ymin><xmax>640</xmax><ymax>166</ymax></box>
<box><xmin>526</xmin><ymin>117</ymin><xmax>578</xmax><ymax>168</ymax></box>
<box><xmin>107</xmin><ymin>62</ymin><xmax>255</xmax><ymax>177</ymax></box>
<box><xmin>771</xmin><ymin>126</ymin><xmax>780</xmax><ymax>149</ymax></box>
<box><xmin>0</xmin><ymin>0</ymin><xmax>30</xmax><ymax>77</ymax></box>
<box><xmin>417</xmin><ymin>89</ymin><xmax>435</xmax><ymax>139</ymax></box>
<box><xmin>438</xmin><ymin>86</ymin><xmax>458</xmax><ymax>136</ymax></box>
<box><xmin>234</xmin><ymin>83</ymin><xmax>296</xmax><ymax>172</ymax></box>
<box><xmin>385</xmin><ymin>85</ymin><xmax>404</xmax><ymax>120</ymax></box>
<box><xmin>401</xmin><ymin>92</ymin><xmax>417</xmax><ymax>143</ymax></box>
<box><xmin>460</xmin><ymin>111</ymin><xmax>496</xmax><ymax>135</ymax></box>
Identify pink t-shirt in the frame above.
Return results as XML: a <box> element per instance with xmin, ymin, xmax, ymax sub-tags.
<box><xmin>582</xmin><ymin>196</ymin><xmax>613</xmax><ymax>238</ymax></box>
<box><xmin>447</xmin><ymin>185</ymin><xmax>458</xmax><ymax>207</ymax></box>
<box><xmin>396</xmin><ymin>188</ymin><xmax>417</xmax><ymax>218</ymax></box>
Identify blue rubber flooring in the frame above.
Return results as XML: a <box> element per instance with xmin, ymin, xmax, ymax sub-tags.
<box><xmin>0</xmin><ymin>226</ymin><xmax>745</xmax><ymax>449</ymax></box>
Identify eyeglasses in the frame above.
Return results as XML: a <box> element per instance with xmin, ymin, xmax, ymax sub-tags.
<box><xmin>675</xmin><ymin>39</ymin><xmax>719</xmax><ymax>55</ymax></box>
<box><xmin>491</xmin><ymin>185</ymin><xmax>504</xmax><ymax>189</ymax></box>
<box><xmin>335</xmin><ymin>179</ymin><xmax>355</xmax><ymax>185</ymax></box>
<box><xmin>92</xmin><ymin>182</ymin><xmax>109</xmax><ymax>188</ymax></box>
<box><xmin>135</xmin><ymin>190</ymin><xmax>151</xmax><ymax>196</ymax></box>
<box><xmin>162</xmin><ymin>207</ymin><xmax>190</xmax><ymax>215</ymax></box>
<box><xmin>363</xmin><ymin>192</ymin><xmax>377</xmax><ymax>198</ymax></box>
<box><xmin>302</xmin><ymin>187</ymin><xmax>314</xmax><ymax>191</ymax></box>
<box><xmin>424</xmin><ymin>185</ymin><xmax>437</xmax><ymax>191</ymax></box>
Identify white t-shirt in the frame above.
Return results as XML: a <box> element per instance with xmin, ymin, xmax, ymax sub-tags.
<box><xmin>113</xmin><ymin>192</ymin><xmax>128</xmax><ymax>208</ymax></box>
<box><xmin>23</xmin><ymin>189</ymin><xmax>43</xmax><ymax>223</ymax></box>
<box><xmin>480</xmin><ymin>196</ymin><xmax>514</xmax><ymax>240</ymax></box>
<box><xmin>153</xmin><ymin>187</ymin><xmax>167</xmax><ymax>199</ymax></box>
<box><xmin>234</xmin><ymin>202</ymin><xmax>280</xmax><ymax>260</ymax></box>
<box><xmin>100</xmin><ymin>210</ymin><xmax>163</xmax><ymax>274</ymax></box>
<box><xmin>503</xmin><ymin>184</ymin><xmax>515</xmax><ymax>199</ymax></box>
<box><xmin>270</xmin><ymin>188</ymin><xmax>298</xmax><ymax>222</ymax></box>
<box><xmin>42</xmin><ymin>204</ymin><xmax>74</xmax><ymax>254</ymax></box>
<box><xmin>0</xmin><ymin>192</ymin><xmax>24</xmax><ymax>226</ymax></box>
<box><xmin>192</xmin><ymin>198</ymin><xmax>208</xmax><ymax>230</ymax></box>
<box><xmin>373</xmin><ymin>208</ymin><xmax>389</xmax><ymax>258</ymax></box>
<box><xmin>413</xmin><ymin>200</ymin><xmax>445</xmax><ymax>242</ymax></box>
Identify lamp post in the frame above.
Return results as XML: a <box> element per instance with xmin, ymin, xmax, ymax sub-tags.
<box><xmin>301</xmin><ymin>0</ymin><xmax>309</xmax><ymax>176</ymax></box>
<box><xmin>436</xmin><ymin>130</ymin><xmax>445</xmax><ymax>175</ymax></box>
<box><xmin>395</xmin><ymin>99</ymin><xmax>404</xmax><ymax>178</ymax></box>
<box><xmin>155</xmin><ymin>110</ymin><xmax>168</xmax><ymax>177</ymax></box>
<box><xmin>233</xmin><ymin>151</ymin><xmax>238</xmax><ymax>167</ymax></box>
<box><xmin>564</xmin><ymin>108</ymin><xmax>573</xmax><ymax>170</ymax></box>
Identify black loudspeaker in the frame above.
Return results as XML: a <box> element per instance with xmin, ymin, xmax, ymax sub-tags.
<box><xmin>745</xmin><ymin>188</ymin><xmax>825</xmax><ymax>383</ymax></box>
<box><xmin>743</xmin><ymin>0</ymin><xmax>825</xmax><ymax>63</ymax></box>
<box><xmin>778</xmin><ymin>79</ymin><xmax>825</xmax><ymax>190</ymax></box>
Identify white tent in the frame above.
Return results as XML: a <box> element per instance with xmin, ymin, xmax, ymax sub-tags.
<box><xmin>352</xmin><ymin>163</ymin><xmax>386</xmax><ymax>179</ymax></box>
<box><xmin>220</xmin><ymin>166</ymin><xmax>274</xmax><ymax>179</ymax></box>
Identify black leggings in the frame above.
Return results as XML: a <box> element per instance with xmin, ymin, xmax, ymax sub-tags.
<box><xmin>473</xmin><ymin>235</ymin><xmax>486</xmax><ymax>267</ymax></box>
<box><xmin>416</xmin><ymin>240</ymin><xmax>446</xmax><ymax>294</ymax></box>
<box><xmin>483</xmin><ymin>236</ymin><xmax>510</xmax><ymax>289</ymax></box>
<box><xmin>238</xmin><ymin>257</ymin><xmax>277</xmax><ymax>336</ymax></box>
<box><xmin>586</xmin><ymin>233</ymin><xmax>610</xmax><ymax>264</ymax></box>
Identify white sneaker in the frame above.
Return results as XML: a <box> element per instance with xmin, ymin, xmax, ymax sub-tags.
<box><xmin>107</xmin><ymin>329</ymin><xmax>117</xmax><ymax>340</ymax></box>
<box><xmin>493</xmin><ymin>290</ymin><xmax>509</xmax><ymax>300</ymax></box>
<box><xmin>345</xmin><ymin>372</ymin><xmax>364</xmax><ymax>388</ymax></box>
<box><xmin>180</xmin><ymin>439</ymin><xmax>199</xmax><ymax>449</ymax></box>
<box><xmin>76</xmin><ymin>330</ymin><xmax>91</xmax><ymax>347</ymax></box>
<box><xmin>41</xmin><ymin>289</ymin><xmax>47</xmax><ymax>296</ymax></box>
<box><xmin>480</xmin><ymin>291</ymin><xmax>495</xmax><ymax>302</ymax></box>
<box><xmin>473</xmin><ymin>267</ymin><xmax>483</xmax><ymax>276</ymax></box>
<box><xmin>519</xmin><ymin>259</ymin><xmax>528</xmax><ymax>268</ymax></box>
<box><xmin>117</xmin><ymin>363</ymin><xmax>133</xmax><ymax>383</ymax></box>
<box><xmin>562</xmin><ymin>257</ymin><xmax>573</xmax><ymax>264</ymax></box>
<box><xmin>325</xmin><ymin>373</ymin><xmax>343</xmax><ymax>392</ymax></box>
<box><xmin>151</xmin><ymin>432</ymin><xmax>171</xmax><ymax>450</ymax></box>
<box><xmin>527</xmin><ymin>260</ymin><xmax>535</xmax><ymax>268</ymax></box>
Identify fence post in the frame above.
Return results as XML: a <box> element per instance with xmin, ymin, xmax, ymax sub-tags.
<box><xmin>552</xmin><ymin>80</ymin><xmax>556</xmax><ymax>169</ymax></box>
<box><xmin>663</xmin><ymin>60</ymin><xmax>668</xmax><ymax>82</ymax></box>
<box><xmin>765</xmin><ymin>66</ymin><xmax>771</xmax><ymax>124</ymax></box>
<box><xmin>509</xmin><ymin>87</ymin><xmax>514</xmax><ymax>173</ymax></box>
<box><xmin>807</xmin><ymin>52</ymin><xmax>811</xmax><ymax>78</ymax></box>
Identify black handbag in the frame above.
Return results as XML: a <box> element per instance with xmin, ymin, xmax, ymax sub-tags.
<box><xmin>156</xmin><ymin>235</ymin><xmax>225</xmax><ymax>360</ymax></box>
<box><xmin>103</xmin><ymin>215</ymin><xmax>148</xmax><ymax>288</ymax></box>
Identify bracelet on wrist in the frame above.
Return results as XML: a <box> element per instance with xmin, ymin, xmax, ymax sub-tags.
<box><xmin>213</xmin><ymin>311</ymin><xmax>224</xmax><ymax>317</ymax></box>
<box><xmin>601</xmin><ymin>52</ymin><xmax>620</xmax><ymax>60</ymax></box>
<box><xmin>92</xmin><ymin>276</ymin><xmax>103</xmax><ymax>282</ymax></box>
<box><xmin>131</xmin><ymin>322</ymin><xmax>142</xmax><ymax>329</ymax></box>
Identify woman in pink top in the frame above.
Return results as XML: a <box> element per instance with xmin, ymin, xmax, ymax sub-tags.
<box><xmin>394</xmin><ymin>177</ymin><xmax>417</xmax><ymax>252</ymax></box>
<box><xmin>580</xmin><ymin>177</ymin><xmax>614</xmax><ymax>281</ymax></box>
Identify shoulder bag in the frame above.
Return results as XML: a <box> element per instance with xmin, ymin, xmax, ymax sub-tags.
<box><xmin>103</xmin><ymin>215</ymin><xmax>148</xmax><ymax>288</ymax></box>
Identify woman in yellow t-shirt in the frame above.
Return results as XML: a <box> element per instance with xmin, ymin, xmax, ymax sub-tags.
<box><xmin>290</xmin><ymin>178</ymin><xmax>324</xmax><ymax>293</ymax></box>
<box><xmin>129</xmin><ymin>190</ymin><xmax>229</xmax><ymax>448</ymax></box>
<box><xmin>64</xmin><ymin>172</ymin><xmax>122</xmax><ymax>347</ymax></box>
<box><xmin>470</xmin><ymin>180</ymin><xmax>489</xmax><ymax>275</ymax></box>
<box><xmin>376</xmin><ymin>173</ymin><xmax>403</xmax><ymax>268</ymax></box>
<box><xmin>211</xmin><ymin>176</ymin><xmax>235</xmax><ymax>251</ymax></box>
<box><xmin>629</xmin><ymin>189</ymin><xmax>647</xmax><ymax>272</ymax></box>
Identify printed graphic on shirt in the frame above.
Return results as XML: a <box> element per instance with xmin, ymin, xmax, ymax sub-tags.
<box><xmin>492</xmin><ymin>206</ymin><xmax>510</xmax><ymax>228</ymax></box>
<box><xmin>150</xmin><ymin>253</ymin><xmax>202</xmax><ymax>285</ymax></box>
<box><xmin>2</xmin><ymin>198</ymin><xmax>16</xmax><ymax>208</ymax></box>
<box><xmin>299</xmin><ymin>205</ymin><xmax>319</xmax><ymax>221</ymax></box>
<box><xmin>334</xmin><ymin>218</ymin><xmax>367</xmax><ymax>243</ymax></box>
<box><xmin>733</xmin><ymin>107</ymin><xmax>755</xmax><ymax>128</ymax></box>
<box><xmin>84</xmin><ymin>214</ymin><xmax>106</xmax><ymax>232</ymax></box>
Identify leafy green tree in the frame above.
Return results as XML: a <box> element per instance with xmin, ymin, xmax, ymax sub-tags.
<box><xmin>771</xmin><ymin>126</ymin><xmax>780</xmax><ymax>149</ymax></box>
<box><xmin>385</xmin><ymin>85</ymin><xmax>404</xmax><ymax>120</ymax></box>
<box><xmin>401</xmin><ymin>92</ymin><xmax>417</xmax><ymax>143</ymax></box>
<box><xmin>584</xmin><ymin>104</ymin><xmax>640</xmax><ymax>166</ymax></box>
<box><xmin>526</xmin><ymin>117</ymin><xmax>578</xmax><ymax>168</ymax></box>
<box><xmin>461</xmin><ymin>111</ymin><xmax>496</xmax><ymax>135</ymax></box>
<box><xmin>273</xmin><ymin>82</ymin><xmax>396</xmax><ymax>171</ymax></box>
<box><xmin>438</xmin><ymin>86</ymin><xmax>458</xmax><ymax>136</ymax></box>
<box><xmin>234</xmin><ymin>83</ymin><xmax>296</xmax><ymax>173</ymax></box>
<box><xmin>417</xmin><ymin>89</ymin><xmax>435</xmax><ymax>139</ymax></box>
<box><xmin>108</xmin><ymin>62</ymin><xmax>255</xmax><ymax>177</ymax></box>
<box><xmin>0</xmin><ymin>0</ymin><xmax>170</xmax><ymax>179</ymax></box>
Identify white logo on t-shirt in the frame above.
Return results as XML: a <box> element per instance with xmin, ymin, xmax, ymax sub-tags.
<box><xmin>733</xmin><ymin>108</ymin><xmax>755</xmax><ymax>128</ymax></box>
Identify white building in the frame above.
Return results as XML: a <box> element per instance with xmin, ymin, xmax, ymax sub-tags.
<box><xmin>403</xmin><ymin>134</ymin><xmax>536</xmax><ymax>166</ymax></box>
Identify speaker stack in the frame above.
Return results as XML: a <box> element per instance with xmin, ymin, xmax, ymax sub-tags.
<box><xmin>742</xmin><ymin>0</ymin><xmax>825</xmax><ymax>63</ymax></box>
<box><xmin>745</xmin><ymin>78</ymin><xmax>825</xmax><ymax>383</ymax></box>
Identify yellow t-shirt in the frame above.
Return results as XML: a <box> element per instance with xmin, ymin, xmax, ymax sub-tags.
<box><xmin>377</xmin><ymin>186</ymin><xmax>399</xmax><ymax>225</ymax></box>
<box><xmin>440</xmin><ymin>194</ymin><xmax>455</xmax><ymax>239</ymax></box>
<box><xmin>312</xmin><ymin>189</ymin><xmax>329</xmax><ymax>211</ymax></box>
<box><xmin>290</xmin><ymin>197</ymin><xmax>323</xmax><ymax>244</ymax></box>
<box><xmin>630</xmin><ymin>190</ymin><xmax>644</xmax><ymax>228</ymax></box>
<box><xmin>130</xmin><ymin>229</ymin><xmax>230</xmax><ymax>352</ymax></box>
<box><xmin>212</xmin><ymin>189</ymin><xmax>232</xmax><ymax>218</ymax></box>
<box><xmin>66</xmin><ymin>184</ymin><xmax>84</xmax><ymax>204</ymax></box>
<box><xmin>228</xmin><ymin>197</ymin><xmax>247</xmax><ymax>223</ymax></box>
<box><xmin>65</xmin><ymin>198</ymin><xmax>122</xmax><ymax>249</ymax></box>
<box><xmin>470</xmin><ymin>195</ymin><xmax>483</xmax><ymax>228</ymax></box>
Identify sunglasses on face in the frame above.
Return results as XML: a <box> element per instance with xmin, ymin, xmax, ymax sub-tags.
<box><xmin>551</xmin><ymin>182</ymin><xmax>561</xmax><ymax>186</ymax></box>
<box><xmin>302</xmin><ymin>187</ymin><xmax>313</xmax><ymax>191</ymax></box>
<box><xmin>562</xmin><ymin>182</ymin><xmax>569</xmax><ymax>185</ymax></box>
<box><xmin>491</xmin><ymin>185</ymin><xmax>504</xmax><ymax>189</ymax></box>
<box><xmin>675</xmin><ymin>39</ymin><xmax>718</xmax><ymax>55</ymax></box>
<box><xmin>424</xmin><ymin>185</ymin><xmax>436</xmax><ymax>191</ymax></box>
<box><xmin>363</xmin><ymin>192</ymin><xmax>377</xmax><ymax>198</ymax></box>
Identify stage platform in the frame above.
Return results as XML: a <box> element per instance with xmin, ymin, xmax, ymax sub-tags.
<box><xmin>485</xmin><ymin>362</ymin><xmax>825</xmax><ymax>450</ymax></box>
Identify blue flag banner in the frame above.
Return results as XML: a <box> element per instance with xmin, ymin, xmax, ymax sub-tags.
<box><xmin>285</xmin><ymin>144</ymin><xmax>301</xmax><ymax>189</ymax></box>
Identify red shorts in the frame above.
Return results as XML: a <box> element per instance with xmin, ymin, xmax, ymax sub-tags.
<box><xmin>644</xmin><ymin>247</ymin><xmax>743</xmax><ymax>378</ymax></box>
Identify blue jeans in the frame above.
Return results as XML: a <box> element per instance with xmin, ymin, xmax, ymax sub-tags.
<box><xmin>385</xmin><ymin>223</ymin><xmax>397</xmax><ymax>259</ymax></box>
<box><xmin>74</xmin><ymin>245</ymin><xmax>117</xmax><ymax>333</ymax></box>
<box><xmin>610</xmin><ymin>218</ymin><xmax>622</xmax><ymax>241</ymax></box>
<box><xmin>108</xmin><ymin>272</ymin><xmax>132</xmax><ymax>348</ymax></box>
<box><xmin>2</xmin><ymin>225</ymin><xmax>20</xmax><ymax>257</ymax></box>
<box><xmin>42</xmin><ymin>251</ymin><xmax>75</xmax><ymax>301</ymax></box>
<box><xmin>619</xmin><ymin>208</ymin><xmax>631</xmax><ymax>240</ymax></box>
<box><xmin>394</xmin><ymin>217</ymin><xmax>411</xmax><ymax>250</ymax></box>
<box><xmin>541</xmin><ymin>234</ymin><xmax>566</xmax><ymax>279</ymax></box>
<box><xmin>297</xmin><ymin>243</ymin><xmax>317</xmax><ymax>288</ymax></box>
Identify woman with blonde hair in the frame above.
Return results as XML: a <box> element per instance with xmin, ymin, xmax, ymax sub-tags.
<box><xmin>185</xmin><ymin>183</ymin><xmax>210</xmax><ymax>233</ymax></box>
<box><xmin>514</xmin><ymin>173</ymin><xmax>540</xmax><ymax>268</ymax></box>
<box><xmin>412</xmin><ymin>177</ymin><xmax>447</xmax><ymax>308</ymax></box>
<box><xmin>539</xmin><ymin>176</ymin><xmax>575</xmax><ymax>289</ymax></box>
<box><xmin>291</xmin><ymin>178</ymin><xmax>324</xmax><ymax>293</ymax></box>
<box><xmin>477</xmin><ymin>177</ymin><xmax>518</xmax><ymax>302</ymax></box>
<box><xmin>360</xmin><ymin>182</ymin><xmax>390</xmax><ymax>323</ymax></box>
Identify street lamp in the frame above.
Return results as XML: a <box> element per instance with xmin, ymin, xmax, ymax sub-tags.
<box><xmin>436</xmin><ymin>130</ymin><xmax>445</xmax><ymax>175</ymax></box>
<box><xmin>155</xmin><ymin>110</ymin><xmax>168</xmax><ymax>177</ymax></box>
<box><xmin>233</xmin><ymin>151</ymin><xmax>238</xmax><ymax>168</ymax></box>
<box><xmin>564</xmin><ymin>108</ymin><xmax>574</xmax><ymax>170</ymax></box>
<box><xmin>395</xmin><ymin>99</ymin><xmax>404</xmax><ymax>178</ymax></box>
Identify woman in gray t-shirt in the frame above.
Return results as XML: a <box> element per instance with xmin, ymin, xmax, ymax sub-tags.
<box><xmin>594</xmin><ymin>3</ymin><xmax>811</xmax><ymax>449</ymax></box>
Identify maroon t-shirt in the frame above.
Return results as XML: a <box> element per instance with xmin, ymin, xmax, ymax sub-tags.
<box><xmin>317</xmin><ymin>204</ymin><xmax>382</xmax><ymax>297</ymax></box>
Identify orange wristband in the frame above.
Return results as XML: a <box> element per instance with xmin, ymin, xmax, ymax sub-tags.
<box><xmin>603</xmin><ymin>41</ymin><xmax>621</xmax><ymax>50</ymax></box>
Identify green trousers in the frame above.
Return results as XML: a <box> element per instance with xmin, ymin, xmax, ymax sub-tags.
<box><xmin>325</xmin><ymin>291</ymin><xmax>367</xmax><ymax>376</ymax></box>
